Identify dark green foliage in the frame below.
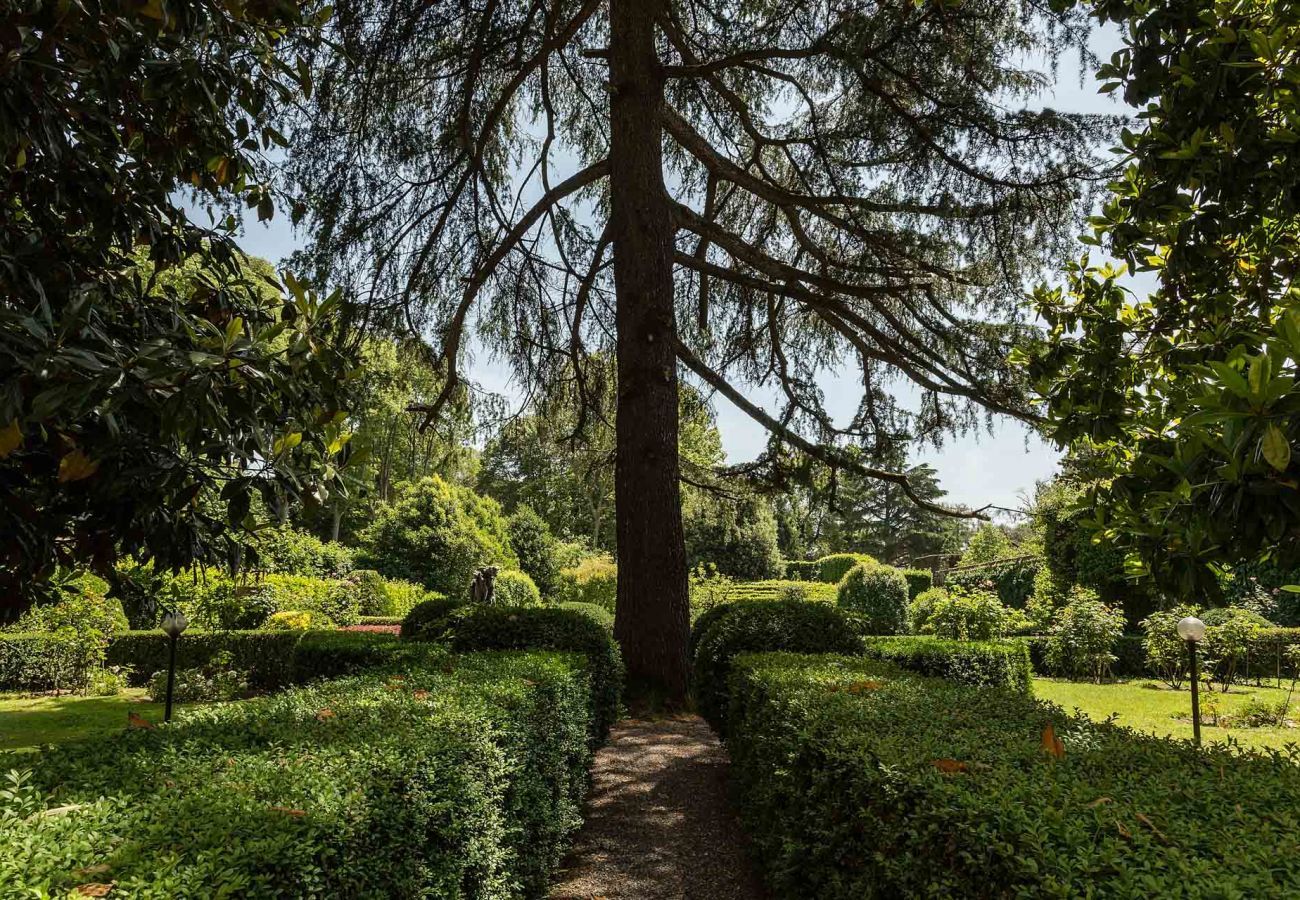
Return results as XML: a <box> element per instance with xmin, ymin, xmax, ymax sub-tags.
<box><xmin>727</xmin><ymin>653</ymin><xmax>1300</xmax><ymax>898</ymax></box>
<box><xmin>684</xmin><ymin>494</ymin><xmax>784</xmax><ymax>580</ymax></box>
<box><xmin>400</xmin><ymin>598</ymin><xmax>466</xmax><ymax>640</ymax></box>
<box><xmin>3</xmin><ymin>651</ymin><xmax>593</xmax><ymax>898</ymax></box>
<box><xmin>442</xmin><ymin>605</ymin><xmax>624</xmax><ymax>743</ymax></box>
<box><xmin>508</xmin><ymin>504</ymin><xmax>561</xmax><ymax>597</ymax></box>
<box><xmin>945</xmin><ymin>557</ymin><xmax>1040</xmax><ymax>608</ymax></box>
<box><xmin>556</xmin><ymin>602</ymin><xmax>616</xmax><ymax>632</ymax></box>
<box><xmin>836</xmin><ymin>564</ymin><xmax>909</xmax><ymax>635</ymax></box>
<box><xmin>691</xmin><ymin>600</ymin><xmax>865</xmax><ymax>734</ymax></box>
<box><xmin>0</xmin><ymin>0</ymin><xmax>355</xmax><ymax>619</ymax></box>
<box><xmin>860</xmin><ymin>636</ymin><xmax>1031</xmax><ymax>693</ymax></box>
<box><xmin>688</xmin><ymin>602</ymin><xmax>740</xmax><ymax>665</ymax></box>
<box><xmin>901</xmin><ymin>569</ymin><xmax>933</xmax><ymax>599</ymax></box>
<box><xmin>359</xmin><ymin>476</ymin><xmax>517</xmax><ymax>596</ymax></box>
<box><xmin>817</xmin><ymin>553</ymin><xmax>877</xmax><ymax>584</ymax></box>
<box><xmin>1029</xmin><ymin>0</ymin><xmax>1300</xmax><ymax>600</ymax></box>
<box><xmin>783</xmin><ymin>560</ymin><xmax>820</xmax><ymax>581</ymax></box>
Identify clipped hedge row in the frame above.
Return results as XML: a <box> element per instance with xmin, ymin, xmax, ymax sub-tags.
<box><xmin>727</xmin><ymin>652</ymin><xmax>1300</xmax><ymax>898</ymax></box>
<box><xmin>3</xmin><ymin>650</ymin><xmax>593</xmax><ymax>898</ymax></box>
<box><xmin>104</xmin><ymin>630</ymin><xmax>403</xmax><ymax>689</ymax></box>
<box><xmin>816</xmin><ymin>553</ymin><xmax>877</xmax><ymax>584</ymax></box>
<box><xmin>724</xmin><ymin>580</ymin><xmax>838</xmax><ymax>604</ymax></box>
<box><xmin>861</xmin><ymin>636</ymin><xmax>1032</xmax><ymax>692</ymax></box>
<box><xmin>901</xmin><ymin>568</ymin><xmax>933</xmax><ymax>599</ymax></box>
<box><xmin>443</xmin><ymin>605</ymin><xmax>624</xmax><ymax>744</ymax></box>
<box><xmin>783</xmin><ymin>559</ymin><xmax>821</xmax><ymax>581</ymax></box>
<box><xmin>691</xmin><ymin>599</ymin><xmax>864</xmax><ymax>734</ymax></box>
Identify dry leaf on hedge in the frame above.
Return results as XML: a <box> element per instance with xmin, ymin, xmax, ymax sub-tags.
<box><xmin>1135</xmin><ymin>812</ymin><xmax>1169</xmax><ymax>843</ymax></box>
<box><xmin>75</xmin><ymin>884</ymin><xmax>113</xmax><ymax>897</ymax></box>
<box><xmin>1041</xmin><ymin>724</ymin><xmax>1064</xmax><ymax>759</ymax></box>
<box><xmin>413</xmin><ymin>689</ymin><xmax>430</xmax><ymax>700</ymax></box>
<box><xmin>315</xmin><ymin>707</ymin><xmax>335</xmax><ymax>721</ymax></box>
<box><xmin>931</xmin><ymin>758</ymin><xmax>968</xmax><ymax>774</ymax></box>
<box><xmin>126</xmin><ymin>711</ymin><xmax>155</xmax><ymax>730</ymax></box>
<box><xmin>73</xmin><ymin>864</ymin><xmax>111</xmax><ymax>878</ymax></box>
<box><xmin>270</xmin><ymin>806</ymin><xmax>307</xmax><ymax>817</ymax></box>
<box><xmin>1086</xmin><ymin>796</ymin><xmax>1113</xmax><ymax>808</ymax></box>
<box><xmin>58</xmin><ymin>449</ymin><xmax>100</xmax><ymax>483</ymax></box>
<box><xmin>1115</xmin><ymin>819</ymin><xmax>1132</xmax><ymax>839</ymax></box>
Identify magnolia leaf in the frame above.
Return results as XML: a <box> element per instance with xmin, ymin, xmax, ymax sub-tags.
<box><xmin>1041</xmin><ymin>723</ymin><xmax>1065</xmax><ymax>759</ymax></box>
<box><xmin>58</xmin><ymin>450</ymin><xmax>100</xmax><ymax>483</ymax></box>
<box><xmin>1262</xmin><ymin>424</ymin><xmax>1291</xmax><ymax>472</ymax></box>
<box><xmin>0</xmin><ymin>419</ymin><xmax>22</xmax><ymax>458</ymax></box>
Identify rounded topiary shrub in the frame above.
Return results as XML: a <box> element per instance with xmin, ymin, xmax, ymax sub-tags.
<box><xmin>692</xmin><ymin>599</ymin><xmax>865</xmax><ymax>734</ymax></box>
<box><xmin>817</xmin><ymin>553</ymin><xmax>877</xmax><ymax>584</ymax></box>
<box><xmin>492</xmin><ymin>569</ymin><xmax>542</xmax><ymax>607</ymax></box>
<box><xmin>359</xmin><ymin>475</ymin><xmax>517</xmax><ymax>597</ymax></box>
<box><xmin>836</xmin><ymin>564</ymin><xmax>908</xmax><ymax>635</ymax></box>
<box><xmin>400</xmin><ymin>597</ymin><xmax>463</xmax><ymax>640</ymax></box>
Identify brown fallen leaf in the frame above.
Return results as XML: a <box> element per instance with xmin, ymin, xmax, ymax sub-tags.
<box><xmin>73</xmin><ymin>864</ymin><xmax>111</xmax><ymax>879</ymax></box>
<box><xmin>75</xmin><ymin>884</ymin><xmax>113</xmax><ymax>897</ymax></box>
<box><xmin>315</xmin><ymin>707</ymin><xmax>335</xmax><ymax>721</ymax></box>
<box><xmin>1041</xmin><ymin>723</ymin><xmax>1065</xmax><ymax>759</ymax></box>
<box><xmin>413</xmin><ymin>689</ymin><xmax>430</xmax><ymax>701</ymax></box>
<box><xmin>846</xmin><ymin>679</ymin><xmax>883</xmax><ymax>694</ymax></box>
<box><xmin>58</xmin><ymin>449</ymin><xmax>100</xmax><ymax>483</ymax></box>
<box><xmin>1115</xmin><ymin>819</ymin><xmax>1132</xmax><ymax>840</ymax></box>
<box><xmin>931</xmin><ymin>758</ymin><xmax>969</xmax><ymax>774</ymax></box>
<box><xmin>127</xmin><ymin>711</ymin><xmax>155</xmax><ymax>730</ymax></box>
<box><xmin>1135</xmin><ymin>812</ymin><xmax>1169</xmax><ymax>844</ymax></box>
<box><xmin>269</xmin><ymin>807</ymin><xmax>307</xmax><ymax>817</ymax></box>
<box><xmin>1086</xmin><ymin>796</ymin><xmax>1113</xmax><ymax>808</ymax></box>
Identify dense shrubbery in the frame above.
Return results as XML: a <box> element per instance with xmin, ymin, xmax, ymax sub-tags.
<box><xmin>359</xmin><ymin>475</ymin><xmax>517</xmax><ymax>596</ymax></box>
<box><xmin>726</xmin><ymin>653</ymin><xmax>1300</xmax><ymax>898</ymax></box>
<box><xmin>249</xmin><ymin>525</ymin><xmax>354</xmax><ymax>578</ymax></box>
<box><xmin>1141</xmin><ymin>606</ymin><xmax>1199</xmax><ymax>688</ymax></box>
<box><xmin>508</xmin><ymin>504</ymin><xmax>561</xmax><ymax>598</ymax></box>
<box><xmin>945</xmin><ymin>556</ymin><xmax>1040</xmax><ymax>609</ymax></box>
<box><xmin>901</xmin><ymin>568</ymin><xmax>932</xmax><ymax>599</ymax></box>
<box><xmin>835</xmin><ymin>564</ymin><xmax>908</xmax><ymax>635</ymax></box>
<box><xmin>399</xmin><ymin>598</ymin><xmax>465</xmax><ymax>640</ymax></box>
<box><xmin>2</xmin><ymin>651</ymin><xmax>593</xmax><ymax>898</ymax></box>
<box><xmin>492</xmin><ymin>569</ymin><xmax>543</xmax><ymax>607</ymax></box>
<box><xmin>917</xmin><ymin>586</ymin><xmax>1020</xmax><ymax>641</ymax></box>
<box><xmin>441</xmin><ymin>605</ymin><xmax>624</xmax><ymax>742</ymax></box>
<box><xmin>146</xmin><ymin>649</ymin><xmax>249</xmax><ymax>702</ymax></box>
<box><xmin>690</xmin><ymin>599</ymin><xmax>864</xmax><ymax>733</ymax></box>
<box><xmin>1043</xmin><ymin>597</ymin><xmax>1125</xmax><ymax>682</ymax></box>
<box><xmin>556</xmin><ymin>554</ymin><xmax>618</xmax><ymax>611</ymax></box>
<box><xmin>817</xmin><ymin>553</ymin><xmax>877</xmax><ymax>584</ymax></box>
<box><xmin>0</xmin><ymin>582</ymin><xmax>128</xmax><ymax>693</ymax></box>
<box><xmin>860</xmin><ymin>636</ymin><xmax>1031</xmax><ymax>692</ymax></box>
<box><xmin>683</xmin><ymin>494</ymin><xmax>784</xmax><ymax>580</ymax></box>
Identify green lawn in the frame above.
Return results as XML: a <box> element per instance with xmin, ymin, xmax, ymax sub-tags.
<box><xmin>1034</xmin><ymin>676</ymin><xmax>1300</xmax><ymax>751</ymax></box>
<box><xmin>0</xmin><ymin>689</ymin><xmax>188</xmax><ymax>754</ymax></box>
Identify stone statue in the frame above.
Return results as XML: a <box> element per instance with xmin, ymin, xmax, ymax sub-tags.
<box><xmin>470</xmin><ymin>566</ymin><xmax>499</xmax><ymax>604</ymax></box>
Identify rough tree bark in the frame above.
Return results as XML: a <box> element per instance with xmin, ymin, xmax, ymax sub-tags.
<box><xmin>608</xmin><ymin>0</ymin><xmax>691</xmax><ymax>699</ymax></box>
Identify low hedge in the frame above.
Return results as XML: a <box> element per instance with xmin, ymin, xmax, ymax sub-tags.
<box><xmin>3</xmin><ymin>650</ymin><xmax>593</xmax><ymax>898</ymax></box>
<box><xmin>400</xmin><ymin>597</ymin><xmax>466</xmax><ymax>640</ymax></box>
<box><xmin>816</xmin><ymin>553</ymin><xmax>877</xmax><ymax>584</ymax></box>
<box><xmin>691</xmin><ymin>599</ymin><xmax>865</xmax><ymax>734</ymax></box>
<box><xmin>104</xmin><ymin>630</ymin><xmax>403</xmax><ymax>689</ymax></box>
<box><xmin>1022</xmin><ymin>634</ymin><xmax>1145</xmax><ymax>679</ymax></box>
<box><xmin>861</xmin><ymin>636</ymin><xmax>1032</xmax><ymax>692</ymax></box>
<box><xmin>723</xmin><ymin>579</ymin><xmax>838</xmax><ymax>604</ymax></box>
<box><xmin>442</xmin><ymin>605</ymin><xmax>624</xmax><ymax>743</ymax></box>
<box><xmin>783</xmin><ymin>559</ymin><xmax>820</xmax><ymax>581</ymax></box>
<box><xmin>727</xmin><ymin>652</ymin><xmax>1300</xmax><ymax>898</ymax></box>
<box><xmin>556</xmin><ymin>601</ymin><xmax>615</xmax><ymax>631</ymax></box>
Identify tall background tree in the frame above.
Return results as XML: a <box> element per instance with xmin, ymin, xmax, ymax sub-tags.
<box><xmin>288</xmin><ymin>0</ymin><xmax>1115</xmax><ymax>694</ymax></box>
<box><xmin>0</xmin><ymin>0</ymin><xmax>354</xmax><ymax>619</ymax></box>
<box><xmin>1030</xmin><ymin>0</ymin><xmax>1300</xmax><ymax>601</ymax></box>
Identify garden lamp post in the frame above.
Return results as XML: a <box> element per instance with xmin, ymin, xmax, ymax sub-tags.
<box><xmin>160</xmin><ymin>610</ymin><xmax>189</xmax><ymax>723</ymax></box>
<box><xmin>1177</xmin><ymin>616</ymin><xmax>1207</xmax><ymax>747</ymax></box>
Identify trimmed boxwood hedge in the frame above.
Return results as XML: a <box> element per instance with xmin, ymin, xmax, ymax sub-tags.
<box><xmin>691</xmin><ymin>599</ymin><xmax>864</xmax><ymax>734</ymax></box>
<box><xmin>556</xmin><ymin>601</ymin><xmax>615</xmax><ymax>631</ymax></box>
<box><xmin>727</xmin><ymin>652</ymin><xmax>1300</xmax><ymax>898</ymax></box>
<box><xmin>783</xmin><ymin>559</ymin><xmax>820</xmax><ymax>581</ymax></box>
<box><xmin>901</xmin><ymin>568</ymin><xmax>933</xmax><ymax>599</ymax></box>
<box><xmin>724</xmin><ymin>580</ymin><xmax>838</xmax><ymax>604</ymax></box>
<box><xmin>2</xmin><ymin>650</ymin><xmax>593</xmax><ymax>898</ymax></box>
<box><xmin>400</xmin><ymin>597</ymin><xmax>466</xmax><ymax>640</ymax></box>
<box><xmin>441</xmin><ymin>605</ymin><xmax>624</xmax><ymax>743</ymax></box>
<box><xmin>861</xmin><ymin>635</ymin><xmax>1031</xmax><ymax>692</ymax></box>
<box><xmin>816</xmin><ymin>553</ymin><xmax>877</xmax><ymax>584</ymax></box>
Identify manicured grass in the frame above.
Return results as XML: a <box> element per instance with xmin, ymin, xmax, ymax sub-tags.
<box><xmin>1034</xmin><ymin>676</ymin><xmax>1300</xmax><ymax>751</ymax></box>
<box><xmin>0</xmin><ymin>689</ymin><xmax>190</xmax><ymax>752</ymax></box>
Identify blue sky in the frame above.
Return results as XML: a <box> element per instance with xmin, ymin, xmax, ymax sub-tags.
<box><xmin>226</xmin><ymin>23</ymin><xmax>1131</xmax><ymax>515</ymax></box>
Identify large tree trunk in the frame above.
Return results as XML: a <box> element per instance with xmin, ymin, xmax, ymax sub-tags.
<box><xmin>609</xmin><ymin>0</ymin><xmax>690</xmax><ymax>699</ymax></box>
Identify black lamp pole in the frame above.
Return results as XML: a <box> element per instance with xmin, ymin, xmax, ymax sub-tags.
<box><xmin>164</xmin><ymin>631</ymin><xmax>178</xmax><ymax>723</ymax></box>
<box><xmin>1187</xmin><ymin>638</ymin><xmax>1201</xmax><ymax>748</ymax></box>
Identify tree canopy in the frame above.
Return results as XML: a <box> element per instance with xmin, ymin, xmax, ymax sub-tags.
<box><xmin>0</xmin><ymin>1</ymin><xmax>353</xmax><ymax>618</ymax></box>
<box><xmin>286</xmin><ymin>0</ymin><xmax>1117</xmax><ymax>694</ymax></box>
<box><xmin>1029</xmin><ymin>0</ymin><xmax>1300</xmax><ymax>600</ymax></box>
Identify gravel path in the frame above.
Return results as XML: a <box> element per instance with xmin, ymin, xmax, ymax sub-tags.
<box><xmin>549</xmin><ymin>715</ymin><xmax>768</xmax><ymax>900</ymax></box>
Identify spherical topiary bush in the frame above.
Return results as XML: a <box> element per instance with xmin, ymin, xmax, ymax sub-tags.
<box><xmin>817</xmin><ymin>553</ymin><xmax>878</xmax><ymax>584</ymax></box>
<box><xmin>400</xmin><ymin>596</ymin><xmax>463</xmax><ymax>640</ymax></box>
<box><xmin>492</xmin><ymin>569</ymin><xmax>542</xmax><ymax>607</ymax></box>
<box><xmin>836</xmin><ymin>564</ymin><xmax>908</xmax><ymax>635</ymax></box>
